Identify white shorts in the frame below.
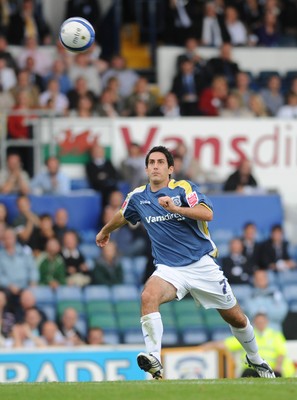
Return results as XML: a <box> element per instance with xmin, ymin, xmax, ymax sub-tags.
<box><xmin>153</xmin><ymin>254</ymin><xmax>237</xmax><ymax>310</ymax></box>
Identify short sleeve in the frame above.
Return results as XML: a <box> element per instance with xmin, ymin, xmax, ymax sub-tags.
<box><xmin>120</xmin><ymin>194</ymin><xmax>141</xmax><ymax>225</ymax></box>
<box><xmin>181</xmin><ymin>181</ymin><xmax>213</xmax><ymax>211</ymax></box>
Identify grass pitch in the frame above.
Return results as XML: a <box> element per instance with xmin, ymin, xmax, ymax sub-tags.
<box><xmin>0</xmin><ymin>379</ymin><xmax>296</xmax><ymax>400</ymax></box>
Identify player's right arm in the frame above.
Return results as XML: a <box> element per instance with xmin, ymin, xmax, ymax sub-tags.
<box><xmin>95</xmin><ymin>211</ymin><xmax>128</xmax><ymax>247</ymax></box>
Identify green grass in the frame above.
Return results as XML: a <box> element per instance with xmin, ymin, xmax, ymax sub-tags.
<box><xmin>0</xmin><ymin>379</ymin><xmax>296</xmax><ymax>400</ymax></box>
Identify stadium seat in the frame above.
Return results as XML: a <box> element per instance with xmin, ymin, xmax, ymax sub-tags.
<box><xmin>86</xmin><ymin>300</ymin><xmax>114</xmax><ymax>316</ymax></box>
<box><xmin>172</xmin><ymin>298</ymin><xmax>200</xmax><ymax>316</ymax></box>
<box><xmin>117</xmin><ymin>314</ymin><xmax>141</xmax><ymax>331</ymax></box>
<box><xmin>76</xmin><ymin>317</ymin><xmax>88</xmax><ymax>338</ymax></box>
<box><xmin>282</xmin><ymin>284</ymin><xmax>297</xmax><ymax>307</ymax></box>
<box><xmin>83</xmin><ymin>285</ymin><xmax>112</xmax><ymax>302</ymax></box>
<box><xmin>88</xmin><ymin>313</ymin><xmax>118</xmax><ymax>330</ymax></box>
<box><xmin>39</xmin><ymin>304</ymin><xmax>56</xmax><ymax>321</ymax></box>
<box><xmin>70</xmin><ymin>178</ymin><xmax>91</xmax><ymax>191</ymax></box>
<box><xmin>204</xmin><ymin>309</ymin><xmax>227</xmax><ymax>332</ymax></box>
<box><xmin>231</xmin><ymin>284</ymin><xmax>252</xmax><ymax>304</ymax></box>
<box><xmin>175</xmin><ymin>313</ymin><xmax>205</xmax><ymax>331</ymax></box>
<box><xmin>257</xmin><ymin>70</ymin><xmax>281</xmax><ymax>88</ymax></box>
<box><xmin>114</xmin><ymin>300</ymin><xmax>141</xmax><ymax>315</ymax></box>
<box><xmin>122</xmin><ymin>328</ymin><xmax>144</xmax><ymax>344</ymax></box>
<box><xmin>29</xmin><ymin>286</ymin><xmax>56</xmax><ymax>306</ymax></box>
<box><xmin>79</xmin><ymin>243</ymin><xmax>101</xmax><ymax>260</ymax></box>
<box><xmin>209</xmin><ymin>326</ymin><xmax>231</xmax><ymax>341</ymax></box>
<box><xmin>162</xmin><ymin>328</ymin><xmax>179</xmax><ymax>346</ymax></box>
<box><xmin>103</xmin><ymin>329</ymin><xmax>121</xmax><ymax>345</ymax></box>
<box><xmin>57</xmin><ymin>300</ymin><xmax>85</xmax><ymax>318</ymax></box>
<box><xmin>111</xmin><ymin>284</ymin><xmax>139</xmax><ymax>301</ymax></box>
<box><xmin>278</xmin><ymin>270</ymin><xmax>297</xmax><ymax>288</ymax></box>
<box><xmin>79</xmin><ymin>229</ymin><xmax>98</xmax><ymax>244</ymax></box>
<box><xmin>56</xmin><ymin>286</ymin><xmax>83</xmax><ymax>302</ymax></box>
<box><xmin>181</xmin><ymin>327</ymin><xmax>209</xmax><ymax>345</ymax></box>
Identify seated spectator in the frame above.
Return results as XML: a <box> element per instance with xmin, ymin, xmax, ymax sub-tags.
<box><xmin>97</xmin><ymin>88</ymin><xmax>119</xmax><ymax>117</ymax></box>
<box><xmin>128</xmin><ymin>99</ymin><xmax>150</xmax><ymax>117</ymax></box>
<box><xmin>44</xmin><ymin>58</ymin><xmax>72</xmax><ymax>95</ymax></box>
<box><xmin>10</xmin><ymin>69</ymin><xmax>40</xmax><ymax>108</ymax></box>
<box><xmin>254</xmin><ymin>10</ymin><xmax>281</xmax><ymax>47</ymax></box>
<box><xmin>260</xmin><ymin>74</ymin><xmax>284</xmax><ymax>116</ymax></box>
<box><xmin>58</xmin><ymin>307</ymin><xmax>85</xmax><ymax>346</ymax></box>
<box><xmin>0</xmin><ymin>203</ymin><xmax>9</xmax><ymax>225</ymax></box>
<box><xmin>151</xmin><ymin>92</ymin><xmax>181</xmax><ymax>118</ymax></box>
<box><xmin>0</xmin><ymin>81</ymin><xmax>15</xmax><ymax>111</ymax></box>
<box><xmin>12</xmin><ymin>195</ymin><xmax>40</xmax><ymax>246</ymax></box>
<box><xmin>86</xmin><ymin>143</ymin><xmax>120</xmax><ymax>207</ymax></box>
<box><xmin>27</xmin><ymin>213</ymin><xmax>56</xmax><ymax>257</ymax></box>
<box><xmin>244</xmin><ymin>270</ymin><xmax>288</xmax><ymax>332</ymax></box>
<box><xmin>53</xmin><ymin>208</ymin><xmax>69</xmax><ymax>245</ymax></box>
<box><xmin>7</xmin><ymin>0</ymin><xmax>52</xmax><ymax>46</ymax></box>
<box><xmin>6</xmin><ymin>322</ymin><xmax>43</xmax><ymax>348</ymax></box>
<box><xmin>0</xmin><ymin>55</ymin><xmax>17</xmax><ymax>91</ymax></box>
<box><xmin>67</xmin><ymin>76</ymin><xmax>96</xmax><ymax>111</ymax></box>
<box><xmin>39</xmin><ymin>78</ymin><xmax>69</xmax><ymax>116</ymax></box>
<box><xmin>220</xmin><ymin>92</ymin><xmax>254</xmax><ymax>118</ymax></box>
<box><xmin>120</xmin><ymin>143</ymin><xmax>147</xmax><ymax>189</ymax></box>
<box><xmin>91</xmin><ymin>241</ymin><xmax>123</xmax><ymax>286</ymax></box>
<box><xmin>171</xmin><ymin>155</ymin><xmax>188</xmax><ymax>181</ymax></box>
<box><xmin>0</xmin><ymin>34</ymin><xmax>18</xmax><ymax>72</ymax></box>
<box><xmin>248</xmin><ymin>93</ymin><xmax>269</xmax><ymax>117</ymax></box>
<box><xmin>223</xmin><ymin>158</ymin><xmax>258</xmax><ymax>193</ymax></box>
<box><xmin>31</xmin><ymin>156</ymin><xmax>71</xmax><ymax>195</ymax></box>
<box><xmin>171</xmin><ymin>59</ymin><xmax>203</xmax><ymax>116</ymax></box>
<box><xmin>16</xmin><ymin>37</ymin><xmax>53</xmax><ymax>76</ymax></box>
<box><xmin>106</xmin><ymin>190</ymin><xmax>124</xmax><ymax>214</ymax></box>
<box><xmin>0</xmin><ymin>228</ymin><xmax>38</xmax><ymax>313</ymax></box>
<box><xmin>205</xmin><ymin>43</ymin><xmax>240</xmax><ymax>88</ymax></box>
<box><xmin>258</xmin><ymin>224</ymin><xmax>297</xmax><ymax>272</ymax></box>
<box><xmin>276</xmin><ymin>92</ymin><xmax>297</xmax><ymax>118</ymax></box>
<box><xmin>105</xmin><ymin>76</ymin><xmax>124</xmax><ymax>112</ymax></box>
<box><xmin>70</xmin><ymin>94</ymin><xmax>96</xmax><ymax>117</ymax></box>
<box><xmin>14</xmin><ymin>289</ymin><xmax>47</xmax><ymax>325</ymax></box>
<box><xmin>122</xmin><ymin>77</ymin><xmax>158</xmax><ymax>116</ymax></box>
<box><xmin>101</xmin><ymin>54</ymin><xmax>139</xmax><ymax>97</ymax></box>
<box><xmin>176</xmin><ymin>37</ymin><xmax>206</xmax><ymax>75</ymax></box>
<box><xmin>221</xmin><ymin>238</ymin><xmax>255</xmax><ymax>285</ymax></box>
<box><xmin>24</xmin><ymin>55</ymin><xmax>45</xmax><ymax>92</ymax></box>
<box><xmin>242</xmin><ymin>0</ymin><xmax>263</xmax><ymax>33</ymax></box>
<box><xmin>200</xmin><ymin>2</ymin><xmax>224</xmax><ymax>47</ymax></box>
<box><xmin>232</xmin><ymin>71</ymin><xmax>254</xmax><ymax>108</ymax></box>
<box><xmin>0</xmin><ymin>289</ymin><xmax>15</xmax><ymax>341</ymax></box>
<box><xmin>198</xmin><ymin>75</ymin><xmax>229</xmax><ymax>116</ymax></box>
<box><xmin>68</xmin><ymin>52</ymin><xmax>101</xmax><ymax>96</ymax></box>
<box><xmin>61</xmin><ymin>230</ymin><xmax>90</xmax><ymax>287</ymax></box>
<box><xmin>38</xmin><ymin>237</ymin><xmax>66</xmax><ymax>289</ymax></box>
<box><xmin>224</xmin><ymin>6</ymin><xmax>248</xmax><ymax>46</ymax></box>
<box><xmin>0</xmin><ymin>153</ymin><xmax>30</xmax><ymax>195</ymax></box>
<box><xmin>241</xmin><ymin>222</ymin><xmax>261</xmax><ymax>269</ymax></box>
<box><xmin>40</xmin><ymin>321</ymin><xmax>66</xmax><ymax>346</ymax></box>
<box><xmin>87</xmin><ymin>327</ymin><xmax>104</xmax><ymax>345</ymax></box>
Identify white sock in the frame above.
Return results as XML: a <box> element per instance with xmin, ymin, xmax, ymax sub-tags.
<box><xmin>229</xmin><ymin>316</ymin><xmax>263</xmax><ymax>365</ymax></box>
<box><xmin>140</xmin><ymin>312</ymin><xmax>163</xmax><ymax>362</ymax></box>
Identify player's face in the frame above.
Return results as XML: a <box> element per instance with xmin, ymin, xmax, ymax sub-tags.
<box><xmin>146</xmin><ymin>152</ymin><xmax>173</xmax><ymax>185</ymax></box>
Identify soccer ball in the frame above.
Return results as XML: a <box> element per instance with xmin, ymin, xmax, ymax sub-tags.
<box><xmin>59</xmin><ymin>17</ymin><xmax>95</xmax><ymax>53</ymax></box>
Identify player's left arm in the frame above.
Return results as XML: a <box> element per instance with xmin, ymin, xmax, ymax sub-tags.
<box><xmin>158</xmin><ymin>196</ymin><xmax>213</xmax><ymax>221</ymax></box>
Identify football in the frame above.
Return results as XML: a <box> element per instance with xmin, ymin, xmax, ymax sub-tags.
<box><xmin>59</xmin><ymin>17</ymin><xmax>95</xmax><ymax>53</ymax></box>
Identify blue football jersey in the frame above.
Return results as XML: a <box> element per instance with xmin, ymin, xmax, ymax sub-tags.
<box><xmin>121</xmin><ymin>179</ymin><xmax>218</xmax><ymax>267</ymax></box>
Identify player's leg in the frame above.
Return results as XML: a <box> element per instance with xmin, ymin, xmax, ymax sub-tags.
<box><xmin>218</xmin><ymin>305</ymin><xmax>275</xmax><ymax>378</ymax></box>
<box><xmin>137</xmin><ymin>275</ymin><xmax>177</xmax><ymax>379</ymax></box>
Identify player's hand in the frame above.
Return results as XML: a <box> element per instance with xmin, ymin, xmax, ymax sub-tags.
<box><xmin>96</xmin><ymin>231</ymin><xmax>110</xmax><ymax>247</ymax></box>
<box><xmin>158</xmin><ymin>196</ymin><xmax>177</xmax><ymax>213</ymax></box>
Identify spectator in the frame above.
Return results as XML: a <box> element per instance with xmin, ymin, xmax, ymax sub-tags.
<box><xmin>6</xmin><ymin>322</ymin><xmax>42</xmax><ymax>348</ymax></box>
<box><xmin>151</xmin><ymin>92</ymin><xmax>181</xmax><ymax>118</ymax></box>
<box><xmin>276</xmin><ymin>92</ymin><xmax>297</xmax><ymax>118</ymax></box>
<box><xmin>198</xmin><ymin>75</ymin><xmax>229</xmax><ymax>116</ymax></box>
<box><xmin>68</xmin><ymin>52</ymin><xmax>101</xmax><ymax>96</ymax></box>
<box><xmin>171</xmin><ymin>59</ymin><xmax>203</xmax><ymax>116</ymax></box>
<box><xmin>0</xmin><ymin>55</ymin><xmax>17</xmax><ymax>91</ymax></box>
<box><xmin>7</xmin><ymin>0</ymin><xmax>51</xmax><ymax>45</ymax></box>
<box><xmin>44</xmin><ymin>58</ymin><xmax>72</xmax><ymax>95</ymax></box>
<box><xmin>70</xmin><ymin>94</ymin><xmax>96</xmax><ymax>117</ymax></box>
<box><xmin>58</xmin><ymin>307</ymin><xmax>85</xmax><ymax>346</ymax></box>
<box><xmin>12</xmin><ymin>195</ymin><xmax>40</xmax><ymax>246</ymax></box>
<box><xmin>223</xmin><ymin>158</ymin><xmax>258</xmax><ymax>193</ymax></box>
<box><xmin>86</xmin><ymin>143</ymin><xmax>120</xmax><ymax>207</ymax></box>
<box><xmin>224</xmin><ymin>6</ymin><xmax>248</xmax><ymax>46</ymax></box>
<box><xmin>31</xmin><ymin>156</ymin><xmax>71</xmax><ymax>195</ymax></box>
<box><xmin>248</xmin><ymin>93</ymin><xmax>269</xmax><ymax>117</ymax></box>
<box><xmin>233</xmin><ymin>71</ymin><xmax>254</xmax><ymax>108</ymax></box>
<box><xmin>221</xmin><ymin>237</ymin><xmax>255</xmax><ymax>285</ymax></box>
<box><xmin>14</xmin><ymin>289</ymin><xmax>47</xmax><ymax>325</ymax></box>
<box><xmin>0</xmin><ymin>78</ymin><xmax>15</xmax><ymax>111</ymax></box>
<box><xmin>242</xmin><ymin>0</ymin><xmax>263</xmax><ymax>33</ymax></box>
<box><xmin>38</xmin><ymin>237</ymin><xmax>66</xmax><ymax>289</ymax></box>
<box><xmin>254</xmin><ymin>10</ymin><xmax>281</xmax><ymax>47</ymax></box>
<box><xmin>200</xmin><ymin>1</ymin><xmax>224</xmax><ymax>47</ymax></box>
<box><xmin>101</xmin><ymin>54</ymin><xmax>139</xmax><ymax>97</ymax></box>
<box><xmin>24</xmin><ymin>55</ymin><xmax>45</xmax><ymax>92</ymax></box>
<box><xmin>0</xmin><ymin>228</ymin><xmax>38</xmax><ymax>301</ymax></box>
<box><xmin>0</xmin><ymin>289</ymin><xmax>15</xmax><ymax>341</ymax></box>
<box><xmin>17</xmin><ymin>37</ymin><xmax>53</xmax><ymax>77</ymax></box>
<box><xmin>171</xmin><ymin>155</ymin><xmax>188</xmax><ymax>181</ymax></box>
<box><xmin>123</xmin><ymin>77</ymin><xmax>157</xmax><ymax>116</ymax></box>
<box><xmin>128</xmin><ymin>99</ymin><xmax>150</xmax><ymax>118</ymax></box>
<box><xmin>87</xmin><ymin>327</ymin><xmax>104</xmax><ymax>345</ymax></box>
<box><xmin>97</xmin><ymin>88</ymin><xmax>119</xmax><ymax>117</ymax></box>
<box><xmin>258</xmin><ymin>224</ymin><xmax>297</xmax><ymax>272</ymax></box>
<box><xmin>120</xmin><ymin>143</ymin><xmax>147</xmax><ymax>189</ymax></box>
<box><xmin>205</xmin><ymin>43</ymin><xmax>240</xmax><ymax>87</ymax></box>
<box><xmin>67</xmin><ymin>76</ymin><xmax>96</xmax><ymax>111</ymax></box>
<box><xmin>0</xmin><ymin>34</ymin><xmax>18</xmax><ymax>72</ymax></box>
<box><xmin>40</xmin><ymin>320</ymin><xmax>65</xmax><ymax>346</ymax></box>
<box><xmin>176</xmin><ymin>37</ymin><xmax>206</xmax><ymax>75</ymax></box>
<box><xmin>107</xmin><ymin>190</ymin><xmax>124</xmax><ymax>214</ymax></box>
<box><xmin>61</xmin><ymin>230</ymin><xmax>90</xmax><ymax>287</ymax></box>
<box><xmin>27</xmin><ymin>213</ymin><xmax>56</xmax><ymax>257</ymax></box>
<box><xmin>91</xmin><ymin>241</ymin><xmax>123</xmax><ymax>286</ymax></box>
<box><xmin>244</xmin><ymin>270</ymin><xmax>289</xmax><ymax>332</ymax></box>
<box><xmin>105</xmin><ymin>76</ymin><xmax>123</xmax><ymax>112</ymax></box>
<box><xmin>53</xmin><ymin>208</ymin><xmax>69</xmax><ymax>245</ymax></box>
<box><xmin>241</xmin><ymin>222</ymin><xmax>261</xmax><ymax>269</ymax></box>
<box><xmin>260</xmin><ymin>74</ymin><xmax>284</xmax><ymax>116</ymax></box>
<box><xmin>220</xmin><ymin>92</ymin><xmax>254</xmax><ymax>118</ymax></box>
<box><xmin>10</xmin><ymin>69</ymin><xmax>40</xmax><ymax>108</ymax></box>
<box><xmin>39</xmin><ymin>78</ymin><xmax>69</xmax><ymax>116</ymax></box>
<box><xmin>0</xmin><ymin>202</ymin><xmax>8</xmax><ymax>224</ymax></box>
<box><xmin>0</xmin><ymin>153</ymin><xmax>30</xmax><ymax>195</ymax></box>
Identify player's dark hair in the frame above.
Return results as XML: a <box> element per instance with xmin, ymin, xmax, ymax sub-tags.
<box><xmin>145</xmin><ymin>146</ymin><xmax>174</xmax><ymax>168</ymax></box>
